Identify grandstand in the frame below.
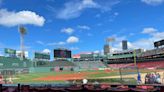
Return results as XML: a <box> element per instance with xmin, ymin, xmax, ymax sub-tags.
<box><xmin>136</xmin><ymin>61</ymin><xmax>164</xmax><ymax>69</ymax></box>
<box><xmin>73</xmin><ymin>61</ymin><xmax>107</xmax><ymax>70</ymax></box>
<box><xmin>108</xmin><ymin>60</ymin><xmax>164</xmax><ymax>69</ymax></box>
<box><xmin>108</xmin><ymin>63</ymin><xmax>134</xmax><ymax>69</ymax></box>
<box><xmin>108</xmin><ymin>53</ymin><xmax>134</xmax><ymax>59</ymax></box>
<box><xmin>141</xmin><ymin>47</ymin><xmax>164</xmax><ymax>57</ymax></box>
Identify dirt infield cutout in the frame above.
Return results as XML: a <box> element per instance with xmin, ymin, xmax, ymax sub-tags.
<box><xmin>33</xmin><ymin>72</ymin><xmax>99</xmax><ymax>81</ymax></box>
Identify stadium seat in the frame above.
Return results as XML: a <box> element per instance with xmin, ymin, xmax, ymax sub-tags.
<box><xmin>73</xmin><ymin>61</ymin><xmax>107</xmax><ymax>70</ymax></box>
<box><xmin>108</xmin><ymin>61</ymin><xmax>164</xmax><ymax>69</ymax></box>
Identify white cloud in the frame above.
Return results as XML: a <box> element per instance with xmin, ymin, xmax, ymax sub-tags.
<box><xmin>78</xmin><ymin>25</ymin><xmax>90</xmax><ymax>30</ymax></box>
<box><xmin>129</xmin><ymin>28</ymin><xmax>164</xmax><ymax>50</ymax></box>
<box><xmin>108</xmin><ymin>28</ymin><xmax>164</xmax><ymax>52</ymax></box>
<box><xmin>36</xmin><ymin>41</ymin><xmax>44</xmax><ymax>45</ymax></box>
<box><xmin>114</xmin><ymin>12</ymin><xmax>119</xmax><ymax>16</ymax></box>
<box><xmin>112</xmin><ymin>39</ymin><xmax>152</xmax><ymax>52</ymax></box>
<box><xmin>127</xmin><ymin>42</ymin><xmax>136</xmax><ymax>49</ymax></box>
<box><xmin>56</xmin><ymin>0</ymin><xmax>119</xmax><ymax>19</ymax></box>
<box><xmin>129</xmin><ymin>33</ymin><xmax>134</xmax><ymax>36</ymax></box>
<box><xmin>141</xmin><ymin>0</ymin><xmax>164</xmax><ymax>6</ymax></box>
<box><xmin>92</xmin><ymin>50</ymin><xmax>104</xmax><ymax>55</ymax></box>
<box><xmin>0</xmin><ymin>9</ymin><xmax>45</xmax><ymax>27</ymax></box>
<box><xmin>47</xmin><ymin>41</ymin><xmax>66</xmax><ymax>46</ymax></box>
<box><xmin>109</xmin><ymin>35</ymin><xmax>126</xmax><ymax>42</ymax></box>
<box><xmin>112</xmin><ymin>42</ymin><xmax>123</xmax><ymax>52</ymax></box>
<box><xmin>42</xmin><ymin>49</ymin><xmax>51</xmax><ymax>53</ymax></box>
<box><xmin>107</xmin><ymin>12</ymin><xmax>119</xmax><ymax>22</ymax></box>
<box><xmin>111</xmin><ymin>39</ymin><xmax>147</xmax><ymax>51</ymax></box>
<box><xmin>142</xmin><ymin>27</ymin><xmax>157</xmax><ymax>34</ymax></box>
<box><xmin>58</xmin><ymin>41</ymin><xmax>66</xmax><ymax>45</ymax></box>
<box><xmin>151</xmin><ymin>32</ymin><xmax>164</xmax><ymax>39</ymax></box>
<box><xmin>70</xmin><ymin>47</ymin><xmax>79</xmax><ymax>50</ymax></box>
<box><xmin>106</xmin><ymin>33</ymin><xmax>161</xmax><ymax>52</ymax></box>
<box><xmin>130</xmin><ymin>39</ymin><xmax>154</xmax><ymax>49</ymax></box>
<box><xmin>56</xmin><ymin>0</ymin><xmax>98</xmax><ymax>19</ymax></box>
<box><xmin>111</xmin><ymin>41</ymin><xmax>139</xmax><ymax>52</ymax></box>
<box><xmin>66</xmin><ymin>36</ymin><xmax>79</xmax><ymax>43</ymax></box>
<box><xmin>83</xmin><ymin>0</ymin><xmax>98</xmax><ymax>6</ymax></box>
<box><xmin>141</xmin><ymin>27</ymin><xmax>164</xmax><ymax>41</ymax></box>
<box><xmin>61</xmin><ymin>28</ymin><xmax>74</xmax><ymax>35</ymax></box>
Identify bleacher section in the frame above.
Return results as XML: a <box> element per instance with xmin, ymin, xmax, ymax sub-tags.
<box><xmin>73</xmin><ymin>61</ymin><xmax>106</xmax><ymax>70</ymax></box>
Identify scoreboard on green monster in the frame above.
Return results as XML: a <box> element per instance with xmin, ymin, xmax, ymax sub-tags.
<box><xmin>54</xmin><ymin>49</ymin><xmax>71</xmax><ymax>58</ymax></box>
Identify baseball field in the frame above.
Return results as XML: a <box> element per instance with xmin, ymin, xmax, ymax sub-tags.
<box><xmin>10</xmin><ymin>69</ymin><xmax>164</xmax><ymax>85</ymax></box>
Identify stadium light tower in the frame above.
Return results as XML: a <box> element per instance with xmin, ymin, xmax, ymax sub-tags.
<box><xmin>19</xmin><ymin>25</ymin><xmax>27</xmax><ymax>60</ymax></box>
<box><xmin>106</xmin><ymin>37</ymin><xmax>115</xmax><ymax>52</ymax></box>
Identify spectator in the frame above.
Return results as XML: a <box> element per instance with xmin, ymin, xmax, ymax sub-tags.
<box><xmin>137</xmin><ymin>72</ymin><xmax>142</xmax><ymax>84</ymax></box>
<box><xmin>0</xmin><ymin>75</ymin><xmax>4</xmax><ymax>84</ymax></box>
<box><xmin>145</xmin><ymin>73</ymin><xmax>149</xmax><ymax>84</ymax></box>
<box><xmin>82</xmin><ymin>79</ymin><xmax>88</xmax><ymax>85</ymax></box>
<box><xmin>145</xmin><ymin>72</ymin><xmax>161</xmax><ymax>84</ymax></box>
<box><xmin>156</xmin><ymin>73</ymin><xmax>161</xmax><ymax>84</ymax></box>
<box><xmin>93</xmin><ymin>81</ymin><xmax>100</xmax><ymax>88</ymax></box>
<box><xmin>152</xmin><ymin>73</ymin><xmax>156</xmax><ymax>83</ymax></box>
<box><xmin>72</xmin><ymin>80</ymin><xmax>77</xmax><ymax>84</ymax></box>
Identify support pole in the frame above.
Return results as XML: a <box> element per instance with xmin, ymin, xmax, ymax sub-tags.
<box><xmin>133</xmin><ymin>49</ymin><xmax>136</xmax><ymax>66</ymax></box>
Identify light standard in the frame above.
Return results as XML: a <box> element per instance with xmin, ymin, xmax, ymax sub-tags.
<box><xmin>19</xmin><ymin>25</ymin><xmax>27</xmax><ymax>60</ymax></box>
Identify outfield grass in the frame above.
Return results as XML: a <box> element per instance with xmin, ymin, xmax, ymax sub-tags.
<box><xmin>11</xmin><ymin>69</ymin><xmax>162</xmax><ymax>84</ymax></box>
<box><xmin>12</xmin><ymin>70</ymin><xmax>116</xmax><ymax>83</ymax></box>
<box><xmin>87</xmin><ymin>71</ymin><xmax>120</xmax><ymax>78</ymax></box>
<box><xmin>13</xmin><ymin>71</ymin><xmax>76</xmax><ymax>83</ymax></box>
<box><xmin>11</xmin><ymin>70</ymin><xmax>126</xmax><ymax>83</ymax></box>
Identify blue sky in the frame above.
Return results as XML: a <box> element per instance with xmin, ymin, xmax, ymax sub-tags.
<box><xmin>0</xmin><ymin>0</ymin><xmax>164</xmax><ymax>58</ymax></box>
